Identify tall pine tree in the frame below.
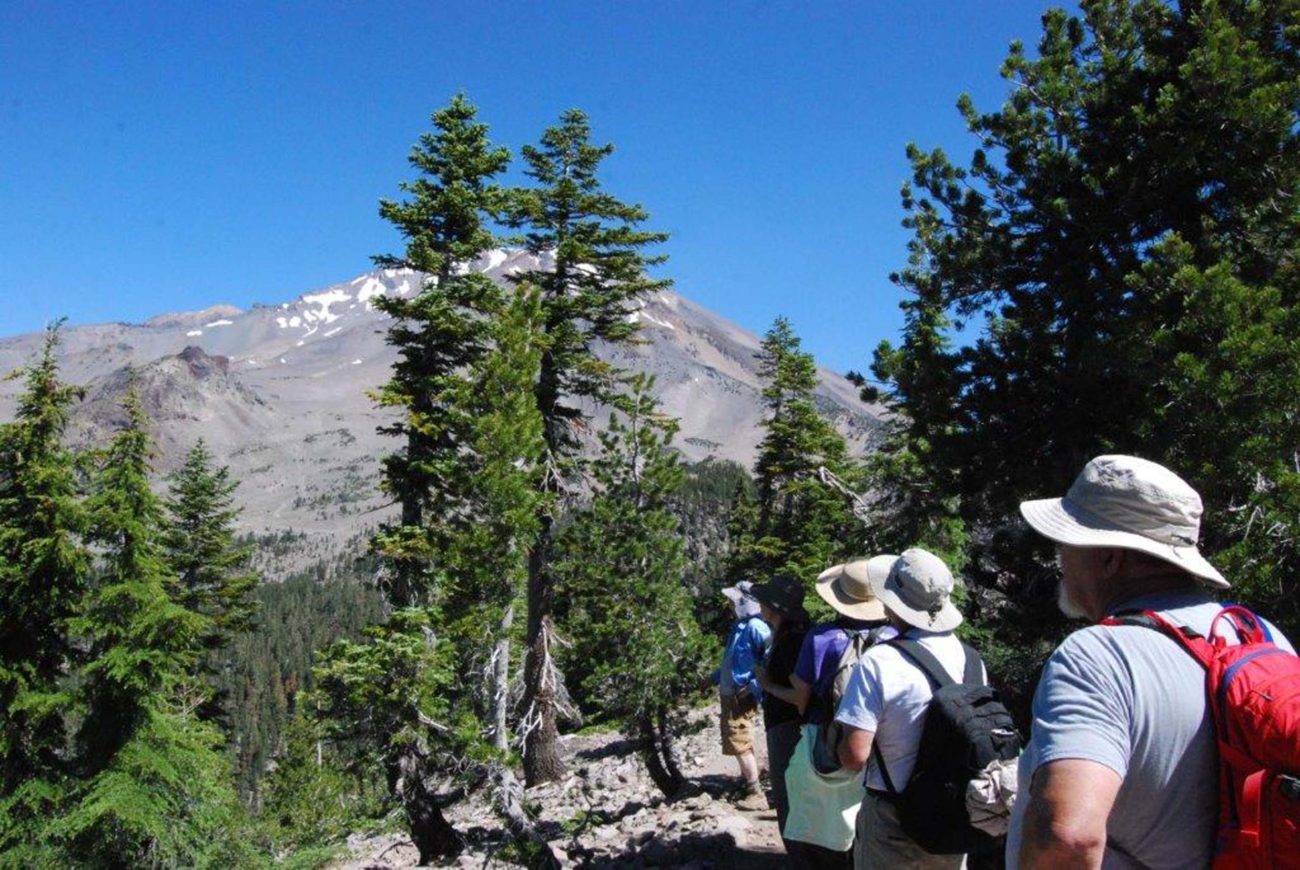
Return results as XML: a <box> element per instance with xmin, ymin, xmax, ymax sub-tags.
<box><xmin>370</xmin><ymin>92</ymin><xmax>511</xmax><ymax>609</ymax></box>
<box><xmin>507</xmin><ymin>108</ymin><xmax>670</xmax><ymax>785</ymax></box>
<box><xmin>163</xmin><ymin>439</ymin><xmax>259</xmax><ymax>660</ymax></box>
<box><xmin>727</xmin><ymin>317</ymin><xmax>861</xmax><ymax>592</ymax></box>
<box><xmin>320</xmin><ymin>95</ymin><xmax>556</xmax><ymax>861</ymax></box>
<box><xmin>0</xmin><ymin>325</ymin><xmax>88</xmax><ymax>857</ymax></box>
<box><xmin>869</xmin><ymin>0</ymin><xmax>1300</xmax><ymax>704</ymax></box>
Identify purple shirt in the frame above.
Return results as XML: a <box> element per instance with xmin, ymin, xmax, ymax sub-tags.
<box><xmin>795</xmin><ymin>620</ymin><xmax>882</xmax><ymax>724</ymax></box>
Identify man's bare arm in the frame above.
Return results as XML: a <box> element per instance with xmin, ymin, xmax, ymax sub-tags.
<box><xmin>1019</xmin><ymin>759</ymin><xmax>1122</xmax><ymax>869</ymax></box>
<box><xmin>838</xmin><ymin>726</ymin><xmax>874</xmax><ymax>771</ymax></box>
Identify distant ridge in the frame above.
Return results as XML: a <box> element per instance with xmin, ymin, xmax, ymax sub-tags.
<box><xmin>0</xmin><ymin>253</ymin><xmax>886</xmax><ymax>578</ymax></box>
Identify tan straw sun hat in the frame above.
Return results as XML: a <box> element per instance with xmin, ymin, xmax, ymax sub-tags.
<box><xmin>815</xmin><ymin>556</ymin><xmax>895</xmax><ymax>621</ymax></box>
<box><xmin>1018</xmin><ymin>454</ymin><xmax>1228</xmax><ymax>588</ymax></box>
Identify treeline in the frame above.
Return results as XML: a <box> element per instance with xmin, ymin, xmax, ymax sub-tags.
<box><xmin>0</xmin><ymin>332</ymin><xmax>264</xmax><ymax>864</ymax></box>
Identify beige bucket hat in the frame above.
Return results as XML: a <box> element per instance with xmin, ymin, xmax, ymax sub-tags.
<box><xmin>1019</xmin><ymin>454</ymin><xmax>1228</xmax><ymax>588</ymax></box>
<box><xmin>873</xmin><ymin>548</ymin><xmax>963</xmax><ymax>632</ymax></box>
<box><xmin>815</xmin><ymin>556</ymin><xmax>895</xmax><ymax>621</ymax></box>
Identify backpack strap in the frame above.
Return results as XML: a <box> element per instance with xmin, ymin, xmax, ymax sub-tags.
<box><xmin>1099</xmin><ymin>609</ymin><xmax>1217</xmax><ymax>670</ymax></box>
<box><xmin>1210</xmin><ymin>605</ymin><xmax>1269</xmax><ymax>647</ymax></box>
<box><xmin>872</xmin><ymin>739</ymin><xmax>899</xmax><ymax>795</ymax></box>
<box><xmin>890</xmin><ymin>638</ymin><xmax>983</xmax><ymax>689</ymax></box>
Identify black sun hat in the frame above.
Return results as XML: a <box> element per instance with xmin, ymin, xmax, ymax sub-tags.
<box><xmin>749</xmin><ymin>574</ymin><xmax>807</xmax><ymax>619</ymax></box>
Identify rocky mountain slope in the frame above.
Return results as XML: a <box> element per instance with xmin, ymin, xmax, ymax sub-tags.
<box><xmin>0</xmin><ymin>252</ymin><xmax>885</xmax><ymax>576</ymax></box>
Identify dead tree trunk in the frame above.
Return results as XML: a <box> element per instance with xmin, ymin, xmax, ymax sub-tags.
<box><xmin>491</xmin><ymin>605</ymin><xmax>514</xmax><ymax>753</ymax></box>
<box><xmin>393</xmin><ymin>747</ymin><xmax>461</xmax><ymax>865</ymax></box>
<box><xmin>491</xmin><ymin>763</ymin><xmax>562</xmax><ymax>869</ymax></box>
<box><xmin>522</xmin><ymin>514</ymin><xmax>565</xmax><ymax>785</ymax></box>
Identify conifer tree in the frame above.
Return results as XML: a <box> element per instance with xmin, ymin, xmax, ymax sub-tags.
<box><xmin>868</xmin><ymin>0</ymin><xmax>1300</xmax><ymax>701</ymax></box>
<box><xmin>507</xmin><ymin>108</ymin><xmax>670</xmax><ymax>785</ymax></box>
<box><xmin>59</xmin><ymin>387</ymin><xmax>248</xmax><ymax>865</ymax></box>
<box><xmin>370</xmin><ymin>92</ymin><xmax>511</xmax><ymax>609</ymax></box>
<box><xmin>163</xmin><ymin>439</ymin><xmax>259</xmax><ymax>660</ymax></box>
<box><xmin>874</xmin><ymin>0</ymin><xmax>1299</xmax><ymax>524</ymax></box>
<box><xmin>0</xmin><ymin>325</ymin><xmax>88</xmax><ymax>856</ymax></box>
<box><xmin>318</xmin><ymin>96</ymin><xmax>555</xmax><ymax>860</ymax></box>
<box><xmin>727</xmin><ymin>317</ymin><xmax>860</xmax><ymax>590</ymax></box>
<box><xmin>554</xmin><ymin>376</ymin><xmax>709</xmax><ymax>796</ymax></box>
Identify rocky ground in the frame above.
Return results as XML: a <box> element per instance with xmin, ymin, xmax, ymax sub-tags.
<box><xmin>335</xmin><ymin>704</ymin><xmax>785</xmax><ymax>868</ymax></box>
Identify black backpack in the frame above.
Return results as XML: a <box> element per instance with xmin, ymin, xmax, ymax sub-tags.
<box><xmin>872</xmin><ymin>638</ymin><xmax>1021</xmax><ymax>855</ymax></box>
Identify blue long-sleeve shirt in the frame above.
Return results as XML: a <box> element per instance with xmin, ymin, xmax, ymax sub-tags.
<box><xmin>713</xmin><ymin>615</ymin><xmax>772</xmax><ymax>700</ymax></box>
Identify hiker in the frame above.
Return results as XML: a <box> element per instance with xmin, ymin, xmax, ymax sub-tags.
<box><xmin>711</xmin><ymin>579</ymin><xmax>772</xmax><ymax>810</ymax></box>
<box><xmin>1009</xmin><ymin>455</ymin><xmax>1297</xmax><ymax>868</ymax></box>
<box><xmin>779</xmin><ymin>558</ymin><xmax>897</xmax><ymax>869</ymax></box>
<box><xmin>834</xmin><ymin>548</ymin><xmax>979</xmax><ymax>869</ymax></box>
<box><xmin>749</xmin><ymin>575</ymin><xmax>810</xmax><ymax>835</ymax></box>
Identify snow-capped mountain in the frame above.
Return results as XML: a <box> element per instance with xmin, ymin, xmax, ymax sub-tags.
<box><xmin>0</xmin><ymin>252</ymin><xmax>885</xmax><ymax>577</ymax></box>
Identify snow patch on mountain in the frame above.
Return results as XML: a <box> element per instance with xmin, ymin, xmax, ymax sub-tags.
<box><xmin>300</xmin><ymin>288</ymin><xmax>351</xmax><ymax>325</ymax></box>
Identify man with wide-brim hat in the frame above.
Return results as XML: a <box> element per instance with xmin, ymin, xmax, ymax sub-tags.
<box><xmin>834</xmin><ymin>548</ymin><xmax>982</xmax><ymax>869</ymax></box>
<box><xmin>1007</xmin><ymin>455</ymin><xmax>1295</xmax><ymax>869</ymax></box>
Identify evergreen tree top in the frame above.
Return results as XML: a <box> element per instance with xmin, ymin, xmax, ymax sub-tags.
<box><xmin>374</xmin><ymin>93</ymin><xmax>511</xmax><ymax>278</ymax></box>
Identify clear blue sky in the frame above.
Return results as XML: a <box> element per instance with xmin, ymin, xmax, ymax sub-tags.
<box><xmin>1</xmin><ymin>1</ymin><xmax>1060</xmax><ymax>375</ymax></box>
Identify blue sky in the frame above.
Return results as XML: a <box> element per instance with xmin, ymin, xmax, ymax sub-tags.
<box><xmin>1</xmin><ymin>1</ymin><xmax>1059</xmax><ymax>375</ymax></box>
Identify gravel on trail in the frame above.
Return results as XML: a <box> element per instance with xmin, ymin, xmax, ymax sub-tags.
<box><xmin>335</xmin><ymin>703</ymin><xmax>787</xmax><ymax>868</ymax></box>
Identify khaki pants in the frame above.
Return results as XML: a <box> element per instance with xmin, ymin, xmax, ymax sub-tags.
<box><xmin>853</xmin><ymin>790</ymin><xmax>965</xmax><ymax>870</ymax></box>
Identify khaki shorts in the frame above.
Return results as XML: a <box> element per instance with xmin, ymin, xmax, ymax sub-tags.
<box><xmin>719</xmin><ymin>692</ymin><xmax>758</xmax><ymax>756</ymax></box>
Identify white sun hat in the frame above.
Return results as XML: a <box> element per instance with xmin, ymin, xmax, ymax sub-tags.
<box><xmin>1019</xmin><ymin>454</ymin><xmax>1228</xmax><ymax>588</ymax></box>
<box><xmin>873</xmin><ymin>548</ymin><xmax>963</xmax><ymax>632</ymax></box>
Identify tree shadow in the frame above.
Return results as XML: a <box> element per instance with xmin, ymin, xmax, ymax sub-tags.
<box><xmin>575</xmin><ymin>737</ymin><xmax>644</xmax><ymax>761</ymax></box>
<box><xmin>583</xmin><ymin>830</ymin><xmax>785</xmax><ymax>868</ymax></box>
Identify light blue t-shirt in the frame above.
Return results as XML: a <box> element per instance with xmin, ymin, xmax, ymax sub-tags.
<box><xmin>1006</xmin><ymin>592</ymin><xmax>1295</xmax><ymax>869</ymax></box>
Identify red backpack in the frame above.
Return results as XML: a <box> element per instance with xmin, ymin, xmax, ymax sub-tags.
<box><xmin>1102</xmin><ymin>606</ymin><xmax>1300</xmax><ymax>869</ymax></box>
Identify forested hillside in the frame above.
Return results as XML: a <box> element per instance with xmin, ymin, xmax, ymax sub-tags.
<box><xmin>1</xmin><ymin>1</ymin><xmax>1296</xmax><ymax>866</ymax></box>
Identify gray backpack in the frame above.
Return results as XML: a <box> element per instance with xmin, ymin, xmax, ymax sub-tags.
<box><xmin>810</xmin><ymin>628</ymin><xmax>876</xmax><ymax>774</ymax></box>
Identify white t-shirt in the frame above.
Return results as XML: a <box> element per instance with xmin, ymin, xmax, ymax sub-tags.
<box><xmin>833</xmin><ymin>628</ymin><xmax>982</xmax><ymax>791</ymax></box>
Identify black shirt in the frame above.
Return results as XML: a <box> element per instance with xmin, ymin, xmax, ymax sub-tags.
<box><xmin>762</xmin><ymin>620</ymin><xmax>809</xmax><ymax>728</ymax></box>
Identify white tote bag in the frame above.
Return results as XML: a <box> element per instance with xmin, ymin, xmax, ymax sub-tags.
<box><xmin>781</xmin><ymin>723</ymin><xmax>866</xmax><ymax>852</ymax></box>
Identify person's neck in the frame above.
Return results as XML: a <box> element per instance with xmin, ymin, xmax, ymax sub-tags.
<box><xmin>1099</xmin><ymin>574</ymin><xmax>1202</xmax><ymax>616</ymax></box>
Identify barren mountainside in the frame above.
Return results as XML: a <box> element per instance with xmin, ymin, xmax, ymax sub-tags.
<box><xmin>0</xmin><ymin>252</ymin><xmax>885</xmax><ymax>577</ymax></box>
